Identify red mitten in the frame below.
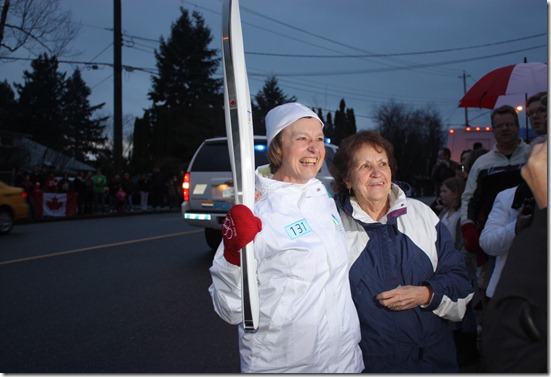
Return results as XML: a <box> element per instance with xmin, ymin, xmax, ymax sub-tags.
<box><xmin>461</xmin><ymin>223</ymin><xmax>481</xmax><ymax>254</ymax></box>
<box><xmin>222</xmin><ymin>204</ymin><xmax>262</xmax><ymax>266</ymax></box>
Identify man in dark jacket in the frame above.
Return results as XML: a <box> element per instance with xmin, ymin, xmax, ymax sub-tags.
<box><xmin>481</xmin><ymin>137</ymin><xmax>547</xmax><ymax>373</ymax></box>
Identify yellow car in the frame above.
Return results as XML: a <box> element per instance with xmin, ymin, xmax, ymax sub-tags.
<box><xmin>0</xmin><ymin>180</ymin><xmax>30</xmax><ymax>234</ymax></box>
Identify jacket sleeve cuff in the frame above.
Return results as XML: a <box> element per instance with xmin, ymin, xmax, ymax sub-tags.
<box><xmin>419</xmin><ymin>282</ymin><xmax>439</xmax><ymax>310</ymax></box>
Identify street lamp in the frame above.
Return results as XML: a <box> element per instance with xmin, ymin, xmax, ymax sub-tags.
<box><xmin>515</xmin><ymin>104</ymin><xmax>530</xmax><ymax>143</ymax></box>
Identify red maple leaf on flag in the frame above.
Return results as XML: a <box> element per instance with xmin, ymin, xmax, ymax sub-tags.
<box><xmin>46</xmin><ymin>196</ymin><xmax>64</xmax><ymax>211</ymax></box>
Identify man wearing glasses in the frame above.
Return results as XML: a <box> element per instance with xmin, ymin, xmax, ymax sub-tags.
<box><xmin>460</xmin><ymin>105</ymin><xmax>530</xmax><ymax>308</ymax></box>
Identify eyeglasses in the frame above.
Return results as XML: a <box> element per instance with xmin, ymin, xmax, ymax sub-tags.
<box><xmin>493</xmin><ymin>122</ymin><xmax>517</xmax><ymax>129</ymax></box>
<box><xmin>528</xmin><ymin>107</ymin><xmax>546</xmax><ymax>117</ymax></box>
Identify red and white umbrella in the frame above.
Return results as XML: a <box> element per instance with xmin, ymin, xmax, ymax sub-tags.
<box><xmin>459</xmin><ymin>62</ymin><xmax>547</xmax><ymax>109</ymax></box>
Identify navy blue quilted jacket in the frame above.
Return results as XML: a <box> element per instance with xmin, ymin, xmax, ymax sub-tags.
<box><xmin>336</xmin><ymin>184</ymin><xmax>474</xmax><ymax>373</ymax></box>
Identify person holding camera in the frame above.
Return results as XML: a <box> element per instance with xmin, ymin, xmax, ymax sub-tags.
<box><xmin>431</xmin><ymin>147</ymin><xmax>459</xmax><ymax>199</ymax></box>
<box><xmin>479</xmin><ymin>181</ymin><xmax>533</xmax><ymax>300</ymax></box>
<box><xmin>460</xmin><ymin>105</ymin><xmax>530</xmax><ymax>305</ymax></box>
<box><xmin>430</xmin><ymin>147</ymin><xmax>459</xmax><ymax>215</ymax></box>
<box><xmin>481</xmin><ymin>136</ymin><xmax>547</xmax><ymax>373</ymax></box>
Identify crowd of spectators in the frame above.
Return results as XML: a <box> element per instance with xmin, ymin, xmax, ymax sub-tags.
<box><xmin>428</xmin><ymin>93</ymin><xmax>547</xmax><ymax>371</ymax></box>
<box><xmin>11</xmin><ymin>166</ymin><xmax>184</xmax><ymax>218</ymax></box>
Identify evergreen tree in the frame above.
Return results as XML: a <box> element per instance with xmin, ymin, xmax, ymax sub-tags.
<box><xmin>324</xmin><ymin>111</ymin><xmax>334</xmax><ymax>143</ymax></box>
<box><xmin>14</xmin><ymin>53</ymin><xmax>65</xmax><ymax>150</ymax></box>
<box><xmin>316</xmin><ymin>108</ymin><xmax>328</xmax><ymax>140</ymax></box>
<box><xmin>252</xmin><ymin>75</ymin><xmax>296</xmax><ymax>136</ymax></box>
<box><xmin>0</xmin><ymin>80</ymin><xmax>16</xmax><ymax>131</ymax></box>
<box><xmin>345</xmin><ymin>108</ymin><xmax>357</xmax><ymax>136</ymax></box>
<box><xmin>131</xmin><ymin>113</ymin><xmax>153</xmax><ymax>173</ymax></box>
<box><xmin>136</xmin><ymin>8</ymin><xmax>223</xmax><ymax>169</ymax></box>
<box><xmin>333</xmin><ymin>99</ymin><xmax>357</xmax><ymax>145</ymax></box>
<box><xmin>62</xmin><ymin>68</ymin><xmax>107</xmax><ymax>161</ymax></box>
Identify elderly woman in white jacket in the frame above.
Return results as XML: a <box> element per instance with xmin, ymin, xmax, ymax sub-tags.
<box><xmin>208</xmin><ymin>103</ymin><xmax>364</xmax><ymax>373</ymax></box>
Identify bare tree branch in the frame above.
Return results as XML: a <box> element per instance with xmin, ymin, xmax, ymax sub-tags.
<box><xmin>0</xmin><ymin>0</ymin><xmax>10</xmax><ymax>50</ymax></box>
<box><xmin>0</xmin><ymin>0</ymin><xmax>79</xmax><ymax>58</ymax></box>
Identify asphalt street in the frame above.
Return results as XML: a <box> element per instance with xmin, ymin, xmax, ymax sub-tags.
<box><xmin>0</xmin><ymin>211</ymin><xmax>241</xmax><ymax>373</ymax></box>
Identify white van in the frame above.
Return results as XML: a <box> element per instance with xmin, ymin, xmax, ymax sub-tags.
<box><xmin>446</xmin><ymin>126</ymin><xmax>495</xmax><ymax>162</ymax></box>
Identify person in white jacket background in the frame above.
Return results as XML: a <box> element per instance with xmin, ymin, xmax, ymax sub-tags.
<box><xmin>208</xmin><ymin>103</ymin><xmax>364</xmax><ymax>373</ymax></box>
<box><xmin>479</xmin><ymin>186</ymin><xmax>519</xmax><ymax>299</ymax></box>
<box><xmin>479</xmin><ymin>180</ymin><xmax>536</xmax><ymax>299</ymax></box>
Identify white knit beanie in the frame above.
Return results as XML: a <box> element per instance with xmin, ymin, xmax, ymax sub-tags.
<box><xmin>265</xmin><ymin>103</ymin><xmax>324</xmax><ymax>146</ymax></box>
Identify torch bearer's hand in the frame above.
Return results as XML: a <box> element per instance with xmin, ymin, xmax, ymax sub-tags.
<box><xmin>222</xmin><ymin>204</ymin><xmax>262</xmax><ymax>266</ymax></box>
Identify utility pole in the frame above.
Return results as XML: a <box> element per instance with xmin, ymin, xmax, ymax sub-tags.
<box><xmin>113</xmin><ymin>0</ymin><xmax>123</xmax><ymax>174</ymax></box>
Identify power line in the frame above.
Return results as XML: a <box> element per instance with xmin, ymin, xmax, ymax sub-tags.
<box><xmin>245</xmin><ymin>33</ymin><xmax>546</xmax><ymax>59</ymax></box>
<box><xmin>264</xmin><ymin>45</ymin><xmax>546</xmax><ymax>77</ymax></box>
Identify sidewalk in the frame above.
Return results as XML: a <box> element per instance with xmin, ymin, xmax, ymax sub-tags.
<box><xmin>25</xmin><ymin>197</ymin><xmax>436</xmax><ymax>225</ymax></box>
<box><xmin>22</xmin><ymin>205</ymin><xmax>181</xmax><ymax>224</ymax></box>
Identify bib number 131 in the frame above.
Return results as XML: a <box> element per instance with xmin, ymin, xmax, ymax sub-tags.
<box><xmin>285</xmin><ymin>219</ymin><xmax>312</xmax><ymax>240</ymax></box>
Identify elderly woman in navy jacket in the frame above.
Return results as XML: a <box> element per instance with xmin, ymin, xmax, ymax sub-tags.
<box><xmin>330</xmin><ymin>130</ymin><xmax>474</xmax><ymax>373</ymax></box>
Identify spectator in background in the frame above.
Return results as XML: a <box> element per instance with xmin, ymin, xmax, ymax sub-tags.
<box><xmin>461</xmin><ymin>105</ymin><xmax>529</xmax><ymax>306</ymax></box>
<box><xmin>84</xmin><ymin>171</ymin><xmax>94</xmax><ymax>214</ymax></box>
<box><xmin>481</xmin><ymin>137</ymin><xmax>547</xmax><ymax>372</ymax></box>
<box><xmin>115</xmin><ymin>185</ymin><xmax>127</xmax><ymax>213</ymax></box>
<box><xmin>13</xmin><ymin>170</ymin><xmax>24</xmax><ymax>187</ymax></box>
<box><xmin>430</xmin><ymin>147</ymin><xmax>459</xmax><ymax>215</ymax></box>
<box><xmin>108</xmin><ymin>174</ymin><xmax>122</xmax><ymax>212</ymax></box>
<box><xmin>178</xmin><ymin>170</ymin><xmax>185</xmax><ymax>207</ymax></box>
<box><xmin>19</xmin><ymin>173</ymin><xmax>36</xmax><ymax>218</ymax></box>
<box><xmin>138</xmin><ymin>173</ymin><xmax>151</xmax><ymax>211</ymax></box>
<box><xmin>57</xmin><ymin>172</ymin><xmax>72</xmax><ymax>193</ymax></box>
<box><xmin>92</xmin><ymin>168</ymin><xmax>107</xmax><ymax>213</ymax></box>
<box><xmin>479</xmin><ymin>180</ymin><xmax>534</xmax><ymax>301</ymax></box>
<box><xmin>150</xmin><ymin>167</ymin><xmax>165</xmax><ymax>210</ymax></box>
<box><xmin>431</xmin><ymin>147</ymin><xmax>459</xmax><ymax>196</ymax></box>
<box><xmin>472</xmin><ymin>142</ymin><xmax>483</xmax><ymax>151</ymax></box>
<box><xmin>455</xmin><ymin>149</ymin><xmax>472</xmax><ymax>181</ymax></box>
<box><xmin>30</xmin><ymin>165</ymin><xmax>43</xmax><ymax>190</ymax></box>
<box><xmin>32</xmin><ymin>180</ymin><xmax>43</xmax><ymax>218</ymax></box>
<box><xmin>166</xmin><ymin>174</ymin><xmax>180</xmax><ymax>210</ymax></box>
<box><xmin>438</xmin><ymin>176</ymin><xmax>479</xmax><ymax>368</ymax></box>
<box><xmin>73</xmin><ymin>171</ymin><xmax>87</xmax><ymax>214</ymax></box>
<box><xmin>44</xmin><ymin>172</ymin><xmax>58</xmax><ymax>193</ymax></box>
<box><xmin>461</xmin><ymin>147</ymin><xmax>489</xmax><ymax>299</ymax></box>
<box><xmin>465</xmin><ymin>148</ymin><xmax>489</xmax><ymax>174</ymax></box>
<box><xmin>526</xmin><ymin>91</ymin><xmax>547</xmax><ymax>137</ymax></box>
<box><xmin>120</xmin><ymin>172</ymin><xmax>135</xmax><ymax>212</ymax></box>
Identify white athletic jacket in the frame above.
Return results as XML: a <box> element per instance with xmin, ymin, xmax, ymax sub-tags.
<box><xmin>479</xmin><ymin>186</ymin><xmax>519</xmax><ymax>298</ymax></box>
<box><xmin>209</xmin><ymin>173</ymin><xmax>364</xmax><ymax>373</ymax></box>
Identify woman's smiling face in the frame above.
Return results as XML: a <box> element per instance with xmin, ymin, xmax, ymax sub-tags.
<box><xmin>346</xmin><ymin>143</ymin><xmax>392</xmax><ymax>206</ymax></box>
<box><xmin>272</xmin><ymin>117</ymin><xmax>325</xmax><ymax>184</ymax></box>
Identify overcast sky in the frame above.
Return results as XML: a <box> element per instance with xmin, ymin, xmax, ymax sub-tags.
<box><xmin>1</xmin><ymin>0</ymin><xmax>548</xmax><ymax>134</ymax></box>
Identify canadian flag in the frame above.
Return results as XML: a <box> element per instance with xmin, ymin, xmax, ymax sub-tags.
<box><xmin>35</xmin><ymin>193</ymin><xmax>78</xmax><ymax>217</ymax></box>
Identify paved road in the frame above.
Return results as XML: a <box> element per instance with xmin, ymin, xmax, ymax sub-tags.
<box><xmin>1</xmin><ymin>198</ymin><xmax>438</xmax><ymax>373</ymax></box>
<box><xmin>0</xmin><ymin>212</ymin><xmax>240</xmax><ymax>373</ymax></box>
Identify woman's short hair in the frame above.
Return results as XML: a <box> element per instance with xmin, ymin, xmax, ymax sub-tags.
<box><xmin>267</xmin><ymin>132</ymin><xmax>285</xmax><ymax>174</ymax></box>
<box><xmin>330</xmin><ymin>131</ymin><xmax>397</xmax><ymax>196</ymax></box>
